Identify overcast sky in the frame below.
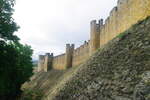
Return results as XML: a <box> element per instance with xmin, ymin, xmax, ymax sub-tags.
<box><xmin>13</xmin><ymin>0</ymin><xmax>117</xmax><ymax>60</ymax></box>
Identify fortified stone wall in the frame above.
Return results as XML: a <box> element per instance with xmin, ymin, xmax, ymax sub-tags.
<box><xmin>52</xmin><ymin>53</ymin><xmax>66</xmax><ymax>70</ymax></box>
<box><xmin>52</xmin><ymin>44</ymin><xmax>74</xmax><ymax>70</ymax></box>
<box><xmin>37</xmin><ymin>53</ymin><xmax>53</xmax><ymax>72</ymax></box>
<box><xmin>100</xmin><ymin>0</ymin><xmax>150</xmax><ymax>47</ymax></box>
<box><xmin>65</xmin><ymin>44</ymin><xmax>74</xmax><ymax>68</ymax></box>
<box><xmin>72</xmin><ymin>41</ymin><xmax>90</xmax><ymax>67</ymax></box>
<box><xmin>37</xmin><ymin>0</ymin><xmax>150</xmax><ymax>72</ymax></box>
<box><xmin>38</xmin><ymin>55</ymin><xmax>45</xmax><ymax>72</ymax></box>
<box><xmin>43</xmin><ymin>53</ymin><xmax>53</xmax><ymax>72</ymax></box>
<box><xmin>90</xmin><ymin>19</ymin><xmax>103</xmax><ymax>55</ymax></box>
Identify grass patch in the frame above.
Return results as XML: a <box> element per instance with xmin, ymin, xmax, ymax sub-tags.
<box><xmin>20</xmin><ymin>89</ymin><xmax>43</xmax><ymax>100</ymax></box>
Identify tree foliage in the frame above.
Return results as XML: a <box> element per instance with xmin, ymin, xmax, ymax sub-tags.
<box><xmin>0</xmin><ymin>0</ymin><xmax>34</xmax><ymax>100</ymax></box>
<box><xmin>0</xmin><ymin>0</ymin><xmax>19</xmax><ymax>41</ymax></box>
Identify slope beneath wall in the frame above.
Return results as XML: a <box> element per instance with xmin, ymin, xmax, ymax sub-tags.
<box><xmin>20</xmin><ymin>65</ymin><xmax>82</xmax><ymax>100</ymax></box>
<box><xmin>21</xmin><ymin>17</ymin><xmax>150</xmax><ymax>100</ymax></box>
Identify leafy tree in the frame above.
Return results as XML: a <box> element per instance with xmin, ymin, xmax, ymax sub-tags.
<box><xmin>0</xmin><ymin>0</ymin><xmax>19</xmax><ymax>41</ymax></box>
<box><xmin>0</xmin><ymin>0</ymin><xmax>34</xmax><ymax>100</ymax></box>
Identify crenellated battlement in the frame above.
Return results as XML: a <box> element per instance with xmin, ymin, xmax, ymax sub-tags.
<box><xmin>110</xmin><ymin>7</ymin><xmax>117</xmax><ymax>17</ymax></box>
<box><xmin>37</xmin><ymin>0</ymin><xmax>150</xmax><ymax>72</ymax></box>
<box><xmin>38</xmin><ymin>53</ymin><xmax>53</xmax><ymax>72</ymax></box>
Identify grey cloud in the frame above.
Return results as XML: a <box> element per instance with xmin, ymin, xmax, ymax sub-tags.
<box><xmin>13</xmin><ymin>0</ymin><xmax>117</xmax><ymax>60</ymax></box>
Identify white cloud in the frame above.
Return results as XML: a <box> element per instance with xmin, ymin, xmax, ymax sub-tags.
<box><xmin>13</xmin><ymin>0</ymin><xmax>117</xmax><ymax>60</ymax></box>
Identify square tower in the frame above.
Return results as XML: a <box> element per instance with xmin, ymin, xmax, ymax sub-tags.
<box><xmin>90</xmin><ymin>19</ymin><xmax>103</xmax><ymax>55</ymax></box>
<box><xmin>65</xmin><ymin>44</ymin><xmax>75</xmax><ymax>68</ymax></box>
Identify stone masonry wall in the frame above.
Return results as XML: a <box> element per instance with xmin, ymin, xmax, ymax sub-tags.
<box><xmin>38</xmin><ymin>0</ymin><xmax>150</xmax><ymax>72</ymax></box>
<box><xmin>52</xmin><ymin>54</ymin><xmax>66</xmax><ymax>70</ymax></box>
<box><xmin>100</xmin><ymin>0</ymin><xmax>150</xmax><ymax>47</ymax></box>
<box><xmin>72</xmin><ymin>41</ymin><xmax>90</xmax><ymax>67</ymax></box>
<box><xmin>38</xmin><ymin>55</ymin><xmax>45</xmax><ymax>72</ymax></box>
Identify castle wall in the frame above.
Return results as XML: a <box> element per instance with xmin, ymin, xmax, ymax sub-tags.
<box><xmin>65</xmin><ymin>44</ymin><xmax>74</xmax><ymax>68</ymax></box>
<box><xmin>38</xmin><ymin>0</ymin><xmax>150</xmax><ymax>72</ymax></box>
<box><xmin>38</xmin><ymin>55</ymin><xmax>45</xmax><ymax>72</ymax></box>
<box><xmin>52</xmin><ymin>53</ymin><xmax>66</xmax><ymax>70</ymax></box>
<box><xmin>43</xmin><ymin>53</ymin><xmax>53</xmax><ymax>72</ymax></box>
<box><xmin>72</xmin><ymin>41</ymin><xmax>90</xmax><ymax>67</ymax></box>
<box><xmin>90</xmin><ymin>20</ymin><xmax>103</xmax><ymax>55</ymax></box>
<box><xmin>100</xmin><ymin>0</ymin><xmax>150</xmax><ymax>47</ymax></box>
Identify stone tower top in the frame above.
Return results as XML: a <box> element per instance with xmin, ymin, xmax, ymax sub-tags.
<box><xmin>99</xmin><ymin>19</ymin><xmax>103</xmax><ymax>26</ymax></box>
<box><xmin>65</xmin><ymin>43</ymin><xmax>74</xmax><ymax>69</ymax></box>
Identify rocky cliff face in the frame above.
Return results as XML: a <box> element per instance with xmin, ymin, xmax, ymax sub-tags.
<box><xmin>21</xmin><ymin>17</ymin><xmax>150</xmax><ymax>100</ymax></box>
